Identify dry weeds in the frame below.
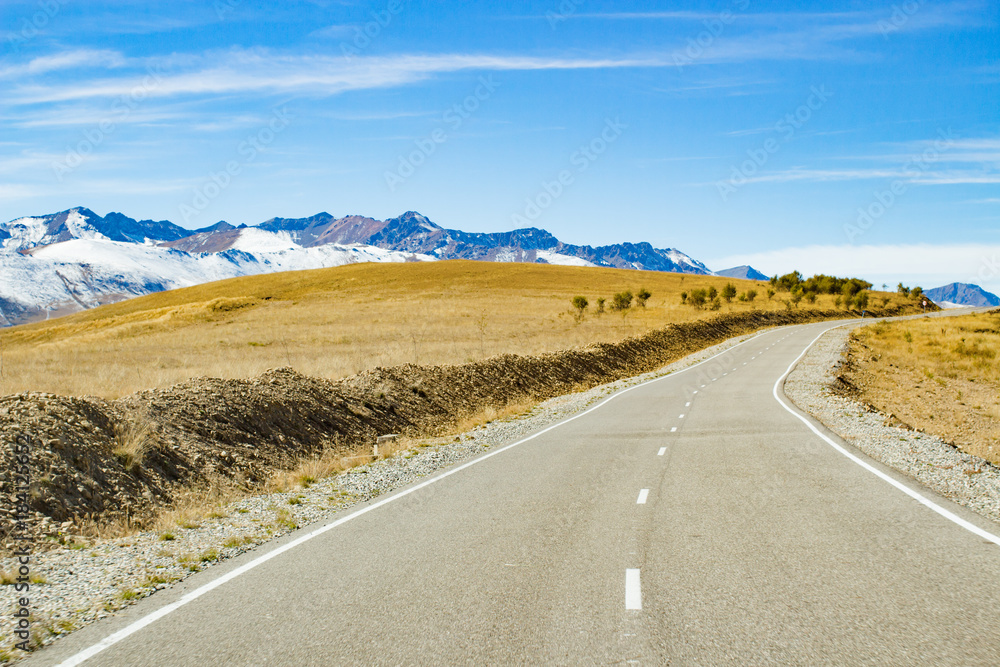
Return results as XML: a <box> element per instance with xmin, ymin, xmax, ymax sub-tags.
<box><xmin>0</xmin><ymin>261</ymin><xmax>909</xmax><ymax>398</ymax></box>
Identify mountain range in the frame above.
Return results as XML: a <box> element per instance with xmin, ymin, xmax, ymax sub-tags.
<box><xmin>0</xmin><ymin>207</ymin><xmax>764</xmax><ymax>327</ymax></box>
<box><xmin>925</xmin><ymin>283</ymin><xmax>1000</xmax><ymax>308</ymax></box>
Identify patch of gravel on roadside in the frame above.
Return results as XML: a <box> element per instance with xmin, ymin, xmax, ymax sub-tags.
<box><xmin>784</xmin><ymin>324</ymin><xmax>1000</xmax><ymax>526</ymax></box>
<box><xmin>0</xmin><ymin>328</ymin><xmax>764</xmax><ymax>661</ymax></box>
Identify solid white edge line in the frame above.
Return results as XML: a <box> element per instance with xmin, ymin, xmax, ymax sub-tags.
<box><xmin>657</xmin><ymin>447</ymin><xmax>667</xmax><ymax>456</ymax></box>
<box><xmin>625</xmin><ymin>569</ymin><xmax>642</xmax><ymax>610</ymax></box>
<box><xmin>59</xmin><ymin>327</ymin><xmax>780</xmax><ymax>666</ymax></box>
<box><xmin>773</xmin><ymin>326</ymin><xmax>1000</xmax><ymax>548</ymax></box>
<box><xmin>636</xmin><ymin>489</ymin><xmax>649</xmax><ymax>504</ymax></box>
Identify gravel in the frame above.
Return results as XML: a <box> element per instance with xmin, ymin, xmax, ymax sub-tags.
<box><xmin>0</xmin><ymin>329</ymin><xmax>765</xmax><ymax>660</ymax></box>
<box><xmin>785</xmin><ymin>323</ymin><xmax>1000</xmax><ymax>525</ymax></box>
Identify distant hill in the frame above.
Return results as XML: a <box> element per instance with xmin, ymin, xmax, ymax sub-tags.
<box><xmin>715</xmin><ymin>265</ymin><xmax>768</xmax><ymax>281</ymax></box>
<box><xmin>926</xmin><ymin>283</ymin><xmax>1000</xmax><ymax>307</ymax></box>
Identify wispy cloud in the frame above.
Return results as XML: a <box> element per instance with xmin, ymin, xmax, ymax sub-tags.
<box><xmin>0</xmin><ymin>49</ymin><xmax>126</xmax><ymax>79</ymax></box>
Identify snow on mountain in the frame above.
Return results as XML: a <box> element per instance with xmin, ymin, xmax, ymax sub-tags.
<box><xmin>2</xmin><ymin>209</ymin><xmax>109</xmax><ymax>251</ymax></box>
<box><xmin>0</xmin><ymin>239</ymin><xmax>434</xmax><ymax>326</ymax></box>
<box><xmin>227</xmin><ymin>228</ymin><xmax>299</xmax><ymax>253</ymax></box>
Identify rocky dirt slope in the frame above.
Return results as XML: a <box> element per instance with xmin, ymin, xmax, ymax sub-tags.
<box><xmin>1</xmin><ymin>307</ymin><xmax>912</xmax><ymax>551</ymax></box>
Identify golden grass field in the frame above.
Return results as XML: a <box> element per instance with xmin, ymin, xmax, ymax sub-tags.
<box><xmin>849</xmin><ymin>310</ymin><xmax>1000</xmax><ymax>464</ymax></box>
<box><xmin>1</xmin><ymin>260</ymin><xmax>910</xmax><ymax>399</ymax></box>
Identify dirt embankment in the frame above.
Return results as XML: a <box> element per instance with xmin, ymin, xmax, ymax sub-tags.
<box><xmin>1</xmin><ymin>306</ymin><xmax>911</xmax><ymax>549</ymax></box>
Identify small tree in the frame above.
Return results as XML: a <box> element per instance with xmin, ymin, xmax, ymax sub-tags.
<box><xmin>709</xmin><ymin>297</ymin><xmax>722</xmax><ymax>311</ymax></box>
<box><xmin>571</xmin><ymin>296</ymin><xmax>589</xmax><ymax>322</ymax></box>
<box><xmin>805</xmin><ymin>291</ymin><xmax>817</xmax><ymax>304</ymax></box>
<box><xmin>911</xmin><ymin>286</ymin><xmax>924</xmax><ymax>300</ymax></box>
<box><xmin>680</xmin><ymin>291</ymin><xmax>688</xmax><ymax>304</ymax></box>
<box><xmin>636</xmin><ymin>287</ymin><xmax>652</xmax><ymax>308</ymax></box>
<box><xmin>738</xmin><ymin>292</ymin><xmax>747</xmax><ymax>302</ymax></box>
<box><xmin>611</xmin><ymin>291</ymin><xmax>633</xmax><ymax>312</ymax></box>
<box><xmin>596</xmin><ymin>297</ymin><xmax>606</xmax><ymax>315</ymax></box>
<box><xmin>746</xmin><ymin>289</ymin><xmax>757</xmax><ymax>303</ymax></box>
<box><xmin>689</xmin><ymin>288</ymin><xmax>708</xmax><ymax>309</ymax></box>
<box><xmin>707</xmin><ymin>286</ymin><xmax>718</xmax><ymax>301</ymax></box>
<box><xmin>766</xmin><ymin>288</ymin><xmax>776</xmax><ymax>300</ymax></box>
<box><xmin>722</xmin><ymin>283</ymin><xmax>737</xmax><ymax>303</ymax></box>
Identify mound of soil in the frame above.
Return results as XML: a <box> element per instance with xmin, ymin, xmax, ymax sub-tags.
<box><xmin>0</xmin><ymin>307</ymin><xmax>907</xmax><ymax>550</ymax></box>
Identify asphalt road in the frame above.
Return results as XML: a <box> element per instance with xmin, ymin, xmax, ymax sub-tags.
<box><xmin>30</xmin><ymin>318</ymin><xmax>1000</xmax><ymax>665</ymax></box>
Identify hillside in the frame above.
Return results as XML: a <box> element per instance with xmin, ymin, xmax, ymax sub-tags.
<box><xmin>0</xmin><ymin>261</ymin><xmax>916</xmax><ymax>399</ymax></box>
<box><xmin>838</xmin><ymin>310</ymin><xmax>1000</xmax><ymax>466</ymax></box>
<box><xmin>0</xmin><ymin>207</ymin><xmax>713</xmax><ymax>327</ymax></box>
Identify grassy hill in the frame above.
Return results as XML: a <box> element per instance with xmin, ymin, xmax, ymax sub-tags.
<box><xmin>0</xmin><ymin>260</ymin><xmax>913</xmax><ymax>398</ymax></box>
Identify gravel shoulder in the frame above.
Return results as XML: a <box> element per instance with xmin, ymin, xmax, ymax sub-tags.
<box><xmin>784</xmin><ymin>323</ymin><xmax>1000</xmax><ymax>528</ymax></box>
<box><xmin>0</xmin><ymin>328</ymin><xmax>767</xmax><ymax>661</ymax></box>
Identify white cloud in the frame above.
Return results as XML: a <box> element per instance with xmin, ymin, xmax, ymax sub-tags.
<box><xmin>706</xmin><ymin>243</ymin><xmax>1000</xmax><ymax>291</ymax></box>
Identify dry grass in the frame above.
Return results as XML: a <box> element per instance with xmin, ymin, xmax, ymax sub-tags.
<box><xmin>0</xmin><ymin>260</ymin><xmax>910</xmax><ymax>399</ymax></box>
<box><xmin>111</xmin><ymin>409</ymin><xmax>159</xmax><ymax>469</ymax></box>
<box><xmin>850</xmin><ymin>310</ymin><xmax>1000</xmax><ymax>464</ymax></box>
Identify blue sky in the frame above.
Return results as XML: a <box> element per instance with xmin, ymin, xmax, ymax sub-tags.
<box><xmin>1</xmin><ymin>0</ymin><xmax>998</xmax><ymax>289</ymax></box>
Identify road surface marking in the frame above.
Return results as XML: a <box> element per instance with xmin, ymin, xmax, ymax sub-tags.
<box><xmin>626</xmin><ymin>569</ymin><xmax>642</xmax><ymax>610</ymax></box>
<box><xmin>679</xmin><ymin>414</ymin><xmax>685</xmax><ymax>419</ymax></box>
<box><xmin>670</xmin><ymin>427</ymin><xmax>677</xmax><ymax>432</ymax></box>
<box><xmin>636</xmin><ymin>489</ymin><xmax>649</xmax><ymax>504</ymax></box>
<box><xmin>58</xmin><ymin>325</ymin><xmax>774</xmax><ymax>666</ymax></box>
<box><xmin>774</xmin><ymin>325</ymin><xmax>1000</xmax><ymax>549</ymax></box>
<box><xmin>658</xmin><ymin>447</ymin><xmax>667</xmax><ymax>456</ymax></box>
<box><xmin>692</xmin><ymin>390</ymin><xmax>698</xmax><ymax>394</ymax></box>
<box><xmin>685</xmin><ymin>402</ymin><xmax>691</xmax><ymax>407</ymax></box>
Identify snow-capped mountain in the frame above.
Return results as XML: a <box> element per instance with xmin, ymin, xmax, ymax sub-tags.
<box><xmin>0</xmin><ymin>207</ymin><xmax>714</xmax><ymax>327</ymax></box>
<box><xmin>926</xmin><ymin>283</ymin><xmax>1000</xmax><ymax>308</ymax></box>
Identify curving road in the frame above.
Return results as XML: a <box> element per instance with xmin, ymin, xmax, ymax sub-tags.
<box><xmin>30</xmin><ymin>318</ymin><xmax>1000</xmax><ymax>665</ymax></box>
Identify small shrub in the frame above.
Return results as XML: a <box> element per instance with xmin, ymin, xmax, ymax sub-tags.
<box><xmin>746</xmin><ymin>289</ymin><xmax>757</xmax><ymax>302</ymax></box>
<box><xmin>571</xmin><ymin>296</ymin><xmax>589</xmax><ymax>322</ymax></box>
<box><xmin>688</xmin><ymin>289</ymin><xmax>707</xmax><ymax>309</ymax></box>
<box><xmin>636</xmin><ymin>288</ymin><xmax>652</xmax><ymax>308</ymax></box>
<box><xmin>709</xmin><ymin>297</ymin><xmax>722</xmax><ymax>311</ymax></box>
<box><xmin>707</xmin><ymin>286</ymin><xmax>718</xmax><ymax>300</ymax></box>
<box><xmin>680</xmin><ymin>291</ymin><xmax>688</xmax><ymax>304</ymax></box>
<box><xmin>721</xmin><ymin>283</ymin><xmax>737</xmax><ymax>303</ymax></box>
<box><xmin>611</xmin><ymin>291</ymin><xmax>633</xmax><ymax>312</ymax></box>
<box><xmin>595</xmin><ymin>297</ymin><xmax>606</xmax><ymax>314</ymax></box>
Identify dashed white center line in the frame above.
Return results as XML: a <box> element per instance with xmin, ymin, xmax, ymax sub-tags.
<box><xmin>670</xmin><ymin>427</ymin><xmax>677</xmax><ymax>432</ymax></box>
<box><xmin>636</xmin><ymin>489</ymin><xmax>649</xmax><ymax>504</ymax></box>
<box><xmin>657</xmin><ymin>447</ymin><xmax>667</xmax><ymax>456</ymax></box>
<box><xmin>692</xmin><ymin>390</ymin><xmax>698</xmax><ymax>395</ymax></box>
<box><xmin>679</xmin><ymin>414</ymin><xmax>685</xmax><ymax>419</ymax></box>
<box><xmin>685</xmin><ymin>402</ymin><xmax>691</xmax><ymax>407</ymax></box>
<box><xmin>626</xmin><ymin>569</ymin><xmax>642</xmax><ymax>610</ymax></box>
